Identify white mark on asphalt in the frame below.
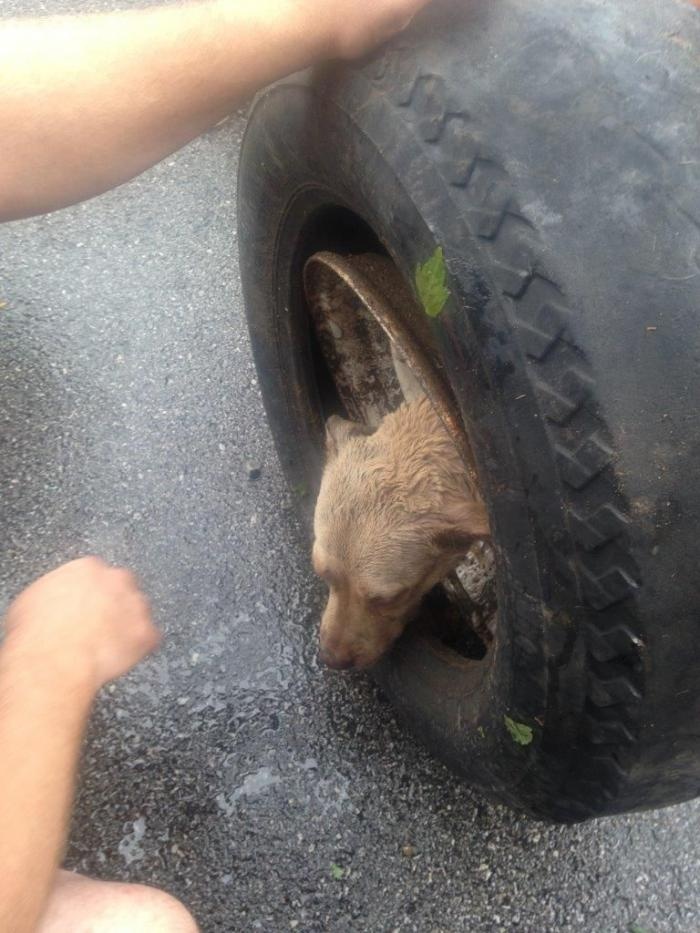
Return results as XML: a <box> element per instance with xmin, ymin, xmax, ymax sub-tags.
<box><xmin>216</xmin><ymin>766</ymin><xmax>282</xmax><ymax>817</ymax></box>
<box><xmin>118</xmin><ymin>816</ymin><xmax>146</xmax><ymax>866</ymax></box>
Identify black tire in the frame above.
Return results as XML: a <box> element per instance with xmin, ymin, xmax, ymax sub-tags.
<box><xmin>238</xmin><ymin>0</ymin><xmax>700</xmax><ymax>821</ymax></box>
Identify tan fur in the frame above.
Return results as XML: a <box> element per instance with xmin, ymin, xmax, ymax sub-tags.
<box><xmin>313</xmin><ymin>397</ymin><xmax>489</xmax><ymax>670</ymax></box>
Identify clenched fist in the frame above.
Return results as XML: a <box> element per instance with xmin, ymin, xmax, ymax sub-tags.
<box><xmin>2</xmin><ymin>558</ymin><xmax>160</xmax><ymax>694</ymax></box>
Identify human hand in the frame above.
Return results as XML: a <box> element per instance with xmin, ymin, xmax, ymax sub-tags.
<box><xmin>2</xmin><ymin>557</ymin><xmax>160</xmax><ymax>694</ymax></box>
<box><xmin>309</xmin><ymin>0</ymin><xmax>435</xmax><ymax>59</ymax></box>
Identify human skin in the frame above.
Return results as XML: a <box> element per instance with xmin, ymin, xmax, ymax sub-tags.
<box><xmin>0</xmin><ymin>0</ymin><xmax>434</xmax><ymax>221</ymax></box>
<box><xmin>0</xmin><ymin>558</ymin><xmax>160</xmax><ymax>933</ymax></box>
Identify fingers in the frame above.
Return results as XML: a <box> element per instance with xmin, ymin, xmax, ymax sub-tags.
<box><xmin>127</xmin><ymin>588</ymin><xmax>161</xmax><ymax>658</ymax></box>
<box><xmin>3</xmin><ymin>556</ymin><xmax>162</xmax><ymax>691</ymax></box>
<box><xmin>332</xmin><ymin>0</ymin><xmax>437</xmax><ymax>58</ymax></box>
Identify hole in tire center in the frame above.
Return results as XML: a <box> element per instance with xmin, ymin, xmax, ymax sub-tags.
<box><xmin>300</xmin><ymin>207</ymin><xmax>496</xmax><ymax>662</ymax></box>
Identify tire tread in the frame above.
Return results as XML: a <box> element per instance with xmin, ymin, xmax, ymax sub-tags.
<box><xmin>367</xmin><ymin>55</ymin><xmax>645</xmax><ymax>818</ymax></box>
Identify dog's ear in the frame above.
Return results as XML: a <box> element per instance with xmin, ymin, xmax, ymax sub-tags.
<box><xmin>432</xmin><ymin>498</ymin><xmax>490</xmax><ymax>555</ymax></box>
<box><xmin>325</xmin><ymin>415</ymin><xmax>374</xmax><ymax>458</ymax></box>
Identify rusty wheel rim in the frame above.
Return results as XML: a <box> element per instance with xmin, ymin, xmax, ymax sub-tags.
<box><xmin>303</xmin><ymin>251</ymin><xmax>481</xmax><ymax>498</ymax></box>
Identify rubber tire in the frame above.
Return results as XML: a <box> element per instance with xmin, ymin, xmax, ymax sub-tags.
<box><xmin>238</xmin><ymin>0</ymin><xmax>700</xmax><ymax>821</ymax></box>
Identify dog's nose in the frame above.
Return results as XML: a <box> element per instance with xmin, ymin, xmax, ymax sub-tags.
<box><xmin>318</xmin><ymin>648</ymin><xmax>355</xmax><ymax>670</ymax></box>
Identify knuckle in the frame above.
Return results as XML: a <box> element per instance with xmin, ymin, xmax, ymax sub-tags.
<box><xmin>133</xmin><ymin>592</ymin><xmax>152</xmax><ymax>621</ymax></box>
<box><xmin>81</xmin><ymin>555</ymin><xmax>107</xmax><ymax>571</ymax></box>
<box><xmin>139</xmin><ymin>620</ymin><xmax>160</xmax><ymax>651</ymax></box>
<box><xmin>113</xmin><ymin>567</ymin><xmax>139</xmax><ymax>592</ymax></box>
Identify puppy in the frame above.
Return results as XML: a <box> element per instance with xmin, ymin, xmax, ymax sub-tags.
<box><xmin>312</xmin><ymin>397</ymin><xmax>489</xmax><ymax>670</ymax></box>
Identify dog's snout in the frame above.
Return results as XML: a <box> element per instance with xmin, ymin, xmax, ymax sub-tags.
<box><xmin>319</xmin><ymin>647</ymin><xmax>356</xmax><ymax>670</ymax></box>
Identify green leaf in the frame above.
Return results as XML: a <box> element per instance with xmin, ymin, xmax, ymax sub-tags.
<box><xmin>330</xmin><ymin>862</ymin><xmax>345</xmax><ymax>881</ymax></box>
<box><xmin>628</xmin><ymin>925</ymin><xmax>654</xmax><ymax>933</ymax></box>
<box><xmin>415</xmin><ymin>247</ymin><xmax>450</xmax><ymax>318</ymax></box>
<box><xmin>504</xmin><ymin>715</ymin><xmax>534</xmax><ymax>746</ymax></box>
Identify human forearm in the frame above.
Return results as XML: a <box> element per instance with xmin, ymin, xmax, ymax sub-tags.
<box><xmin>0</xmin><ymin>0</ymin><xmax>434</xmax><ymax>221</ymax></box>
<box><xmin>0</xmin><ymin>558</ymin><xmax>158</xmax><ymax>933</ymax></box>
<box><xmin>0</xmin><ymin>0</ymin><xmax>334</xmax><ymax>221</ymax></box>
<box><xmin>0</xmin><ymin>636</ymin><xmax>94</xmax><ymax>933</ymax></box>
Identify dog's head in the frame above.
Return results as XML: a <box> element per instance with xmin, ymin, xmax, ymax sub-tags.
<box><xmin>313</xmin><ymin>410</ymin><xmax>489</xmax><ymax>670</ymax></box>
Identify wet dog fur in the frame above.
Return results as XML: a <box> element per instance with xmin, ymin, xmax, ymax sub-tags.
<box><xmin>313</xmin><ymin>397</ymin><xmax>489</xmax><ymax>670</ymax></box>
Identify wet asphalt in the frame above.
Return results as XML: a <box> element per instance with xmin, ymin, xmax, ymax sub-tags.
<box><xmin>2</xmin><ymin>2</ymin><xmax>700</xmax><ymax>931</ymax></box>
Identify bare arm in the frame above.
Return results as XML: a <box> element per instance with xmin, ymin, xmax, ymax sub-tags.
<box><xmin>0</xmin><ymin>558</ymin><xmax>159</xmax><ymax>933</ymax></box>
<box><xmin>0</xmin><ymin>0</ymin><xmax>431</xmax><ymax>221</ymax></box>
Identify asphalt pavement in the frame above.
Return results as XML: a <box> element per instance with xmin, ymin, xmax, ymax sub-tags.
<box><xmin>2</xmin><ymin>3</ymin><xmax>700</xmax><ymax>931</ymax></box>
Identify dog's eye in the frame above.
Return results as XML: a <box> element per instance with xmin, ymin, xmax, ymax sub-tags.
<box><xmin>367</xmin><ymin>592</ymin><xmax>404</xmax><ymax>611</ymax></box>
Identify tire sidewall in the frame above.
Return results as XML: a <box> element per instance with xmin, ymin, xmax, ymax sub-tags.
<box><xmin>238</xmin><ymin>80</ymin><xmax>582</xmax><ymax>816</ymax></box>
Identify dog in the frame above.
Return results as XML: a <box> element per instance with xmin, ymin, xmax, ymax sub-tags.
<box><xmin>312</xmin><ymin>396</ymin><xmax>489</xmax><ymax>670</ymax></box>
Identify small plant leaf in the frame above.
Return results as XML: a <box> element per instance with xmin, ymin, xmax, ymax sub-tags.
<box><xmin>415</xmin><ymin>247</ymin><xmax>450</xmax><ymax>318</ymax></box>
<box><xmin>330</xmin><ymin>862</ymin><xmax>345</xmax><ymax>881</ymax></box>
<box><xmin>628</xmin><ymin>925</ymin><xmax>654</xmax><ymax>933</ymax></box>
<box><xmin>504</xmin><ymin>715</ymin><xmax>534</xmax><ymax>746</ymax></box>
